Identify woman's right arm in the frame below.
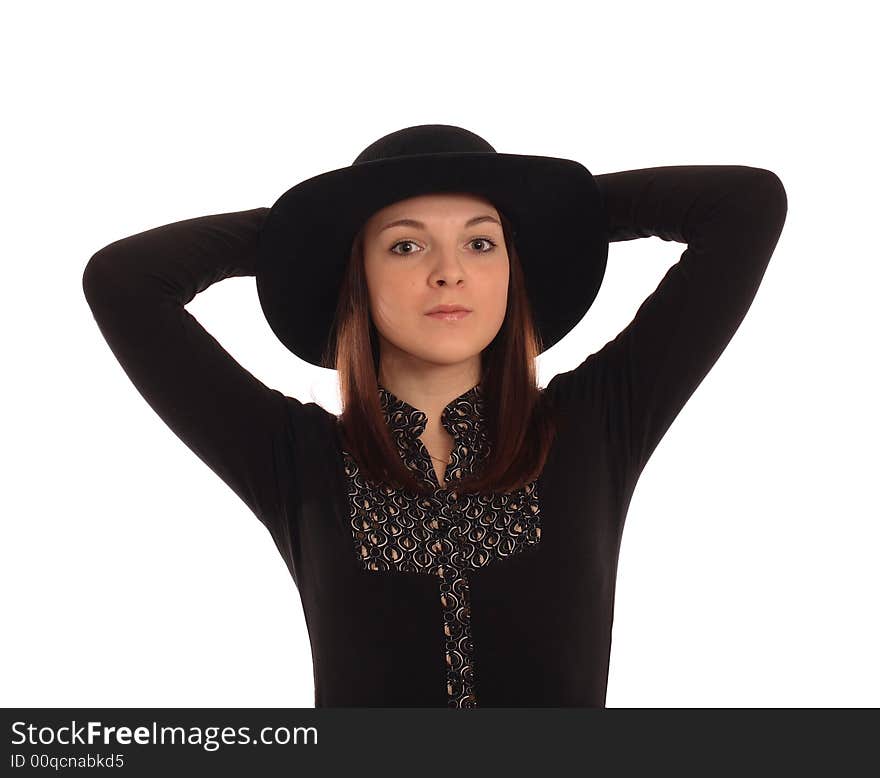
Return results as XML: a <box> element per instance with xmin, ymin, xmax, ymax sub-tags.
<box><xmin>82</xmin><ymin>207</ymin><xmax>294</xmax><ymax>531</ymax></box>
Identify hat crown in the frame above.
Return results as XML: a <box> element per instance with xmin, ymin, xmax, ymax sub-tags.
<box><xmin>353</xmin><ymin>124</ymin><xmax>496</xmax><ymax>165</ymax></box>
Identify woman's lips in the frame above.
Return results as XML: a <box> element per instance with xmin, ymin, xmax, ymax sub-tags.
<box><xmin>426</xmin><ymin>310</ymin><xmax>472</xmax><ymax>321</ymax></box>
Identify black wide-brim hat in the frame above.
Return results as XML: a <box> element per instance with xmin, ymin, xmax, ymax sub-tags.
<box><xmin>256</xmin><ymin>124</ymin><xmax>608</xmax><ymax>368</ymax></box>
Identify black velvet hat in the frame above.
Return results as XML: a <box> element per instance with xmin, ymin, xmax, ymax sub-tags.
<box><xmin>255</xmin><ymin>124</ymin><xmax>608</xmax><ymax>368</ymax></box>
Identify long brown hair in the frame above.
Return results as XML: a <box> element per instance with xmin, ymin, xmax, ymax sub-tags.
<box><xmin>323</xmin><ymin>207</ymin><xmax>560</xmax><ymax>496</ymax></box>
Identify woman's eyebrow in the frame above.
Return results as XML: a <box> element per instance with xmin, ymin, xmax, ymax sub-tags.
<box><xmin>379</xmin><ymin>215</ymin><xmax>501</xmax><ymax>233</ymax></box>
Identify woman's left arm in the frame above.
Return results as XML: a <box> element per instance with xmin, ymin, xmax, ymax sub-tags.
<box><xmin>547</xmin><ymin>165</ymin><xmax>788</xmax><ymax>484</ymax></box>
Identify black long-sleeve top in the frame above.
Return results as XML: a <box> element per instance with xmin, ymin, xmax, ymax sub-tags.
<box><xmin>81</xmin><ymin>165</ymin><xmax>788</xmax><ymax>707</ymax></box>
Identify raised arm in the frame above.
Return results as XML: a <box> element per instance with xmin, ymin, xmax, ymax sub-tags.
<box><xmin>546</xmin><ymin>165</ymin><xmax>788</xmax><ymax>484</ymax></box>
<box><xmin>81</xmin><ymin>207</ymin><xmax>295</xmax><ymax>533</ymax></box>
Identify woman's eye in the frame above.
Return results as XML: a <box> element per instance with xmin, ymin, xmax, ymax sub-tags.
<box><xmin>390</xmin><ymin>240</ymin><xmax>421</xmax><ymax>256</ymax></box>
<box><xmin>469</xmin><ymin>238</ymin><xmax>498</xmax><ymax>252</ymax></box>
<box><xmin>389</xmin><ymin>237</ymin><xmax>498</xmax><ymax>256</ymax></box>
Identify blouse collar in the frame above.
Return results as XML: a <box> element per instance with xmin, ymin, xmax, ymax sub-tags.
<box><xmin>377</xmin><ymin>381</ymin><xmax>485</xmax><ymax>444</ymax></box>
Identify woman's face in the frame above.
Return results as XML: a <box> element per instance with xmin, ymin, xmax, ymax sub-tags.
<box><xmin>362</xmin><ymin>192</ymin><xmax>510</xmax><ymax>369</ymax></box>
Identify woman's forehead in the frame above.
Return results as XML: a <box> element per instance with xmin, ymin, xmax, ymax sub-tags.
<box><xmin>367</xmin><ymin>191</ymin><xmax>499</xmax><ymax>228</ymax></box>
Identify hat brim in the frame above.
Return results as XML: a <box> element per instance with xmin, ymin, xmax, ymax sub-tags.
<box><xmin>256</xmin><ymin>151</ymin><xmax>608</xmax><ymax>368</ymax></box>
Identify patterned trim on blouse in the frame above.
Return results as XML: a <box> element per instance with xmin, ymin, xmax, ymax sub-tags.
<box><xmin>340</xmin><ymin>381</ymin><xmax>542</xmax><ymax>708</ymax></box>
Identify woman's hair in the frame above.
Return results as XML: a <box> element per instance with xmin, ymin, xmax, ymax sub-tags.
<box><xmin>323</xmin><ymin>207</ymin><xmax>560</xmax><ymax>496</ymax></box>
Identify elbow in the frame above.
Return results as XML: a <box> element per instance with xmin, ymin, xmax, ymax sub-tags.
<box><xmin>760</xmin><ymin>169</ymin><xmax>788</xmax><ymax>235</ymax></box>
<box><xmin>751</xmin><ymin>167</ymin><xmax>788</xmax><ymax>219</ymax></box>
<box><xmin>82</xmin><ymin>245</ymin><xmax>127</xmax><ymax>312</ymax></box>
<box><xmin>81</xmin><ymin>249</ymin><xmax>110</xmax><ymax>309</ymax></box>
<box><xmin>741</xmin><ymin>167</ymin><xmax>788</xmax><ymax>236</ymax></box>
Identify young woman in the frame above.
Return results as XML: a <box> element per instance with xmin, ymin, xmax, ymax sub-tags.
<box><xmin>82</xmin><ymin>124</ymin><xmax>788</xmax><ymax>708</ymax></box>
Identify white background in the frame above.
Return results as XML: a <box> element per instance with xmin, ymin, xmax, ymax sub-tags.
<box><xmin>2</xmin><ymin>1</ymin><xmax>877</xmax><ymax>707</ymax></box>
